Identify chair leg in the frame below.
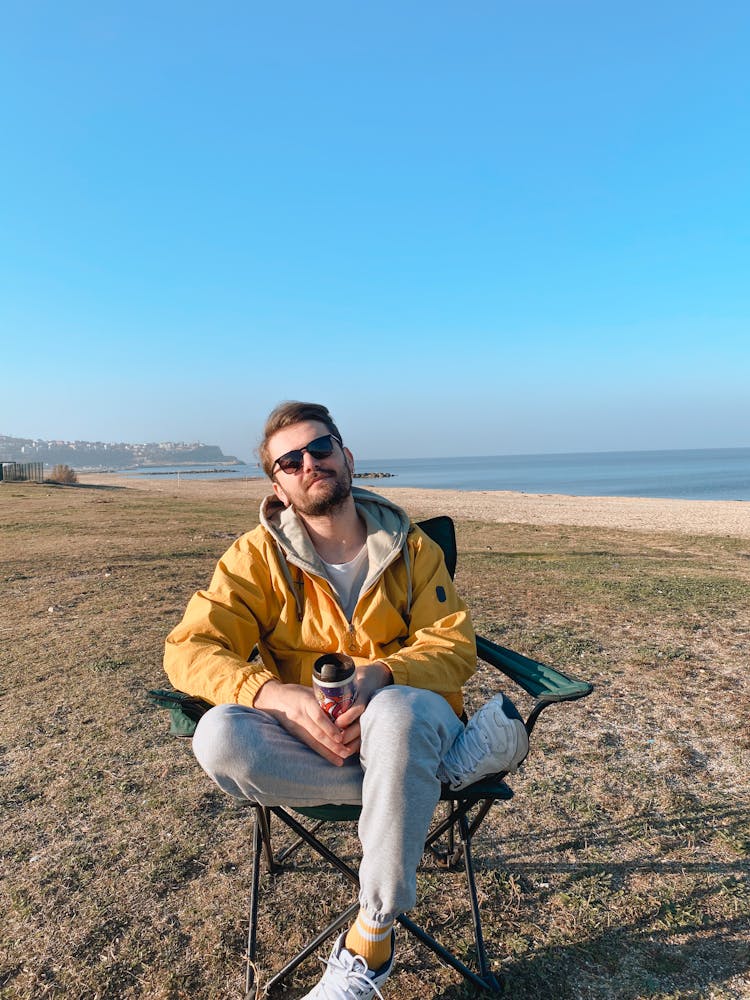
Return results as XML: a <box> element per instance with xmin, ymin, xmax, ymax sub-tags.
<box><xmin>257</xmin><ymin>806</ymin><xmax>283</xmax><ymax>874</ymax></box>
<box><xmin>458</xmin><ymin>813</ymin><xmax>502</xmax><ymax>993</ymax></box>
<box><xmin>269</xmin><ymin>806</ymin><xmax>361</xmax><ymax>886</ymax></box>
<box><xmin>275</xmin><ymin>818</ymin><xmax>327</xmax><ymax>864</ymax></box>
<box><xmin>245</xmin><ymin>809</ymin><xmax>264</xmax><ymax>999</ymax></box>
<box><xmin>264</xmin><ymin>899</ymin><xmax>360</xmax><ymax>994</ymax></box>
<box><xmin>396</xmin><ymin>912</ymin><xmax>497</xmax><ymax>994</ymax></box>
<box><xmin>426</xmin><ymin>800</ymin><xmax>467</xmax><ymax>869</ymax></box>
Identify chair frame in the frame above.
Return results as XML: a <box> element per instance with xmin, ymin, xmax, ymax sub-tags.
<box><xmin>241</xmin><ymin>516</ymin><xmax>593</xmax><ymax>998</ymax></box>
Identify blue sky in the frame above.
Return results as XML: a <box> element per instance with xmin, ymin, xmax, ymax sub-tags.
<box><xmin>1</xmin><ymin>1</ymin><xmax>748</xmax><ymax>461</ymax></box>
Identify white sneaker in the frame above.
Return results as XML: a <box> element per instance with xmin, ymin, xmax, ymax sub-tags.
<box><xmin>438</xmin><ymin>694</ymin><xmax>529</xmax><ymax>791</ymax></box>
<box><xmin>301</xmin><ymin>930</ymin><xmax>394</xmax><ymax>999</ymax></box>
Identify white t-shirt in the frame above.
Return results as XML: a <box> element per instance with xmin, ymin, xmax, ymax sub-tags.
<box><xmin>321</xmin><ymin>544</ymin><xmax>369</xmax><ymax>622</ymax></box>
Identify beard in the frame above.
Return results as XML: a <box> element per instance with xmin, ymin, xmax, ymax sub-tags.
<box><xmin>291</xmin><ymin>465</ymin><xmax>353</xmax><ymax>517</ymax></box>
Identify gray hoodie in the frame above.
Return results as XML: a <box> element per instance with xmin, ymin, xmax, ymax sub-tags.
<box><xmin>259</xmin><ymin>486</ymin><xmax>413</xmax><ymax>622</ymax></box>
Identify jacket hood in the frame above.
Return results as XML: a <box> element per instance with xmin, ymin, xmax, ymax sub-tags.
<box><xmin>259</xmin><ymin>486</ymin><xmax>412</xmax><ymax>592</ymax></box>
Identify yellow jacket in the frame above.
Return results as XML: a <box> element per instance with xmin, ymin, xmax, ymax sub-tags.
<box><xmin>164</xmin><ymin>488</ymin><xmax>476</xmax><ymax>715</ymax></box>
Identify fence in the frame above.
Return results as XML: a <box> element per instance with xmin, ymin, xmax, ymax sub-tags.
<box><xmin>0</xmin><ymin>462</ymin><xmax>45</xmax><ymax>483</ymax></box>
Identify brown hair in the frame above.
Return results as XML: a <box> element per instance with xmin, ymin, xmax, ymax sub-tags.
<box><xmin>258</xmin><ymin>401</ymin><xmax>343</xmax><ymax>478</ymax></box>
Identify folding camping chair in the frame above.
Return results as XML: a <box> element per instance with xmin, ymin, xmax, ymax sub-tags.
<box><xmin>149</xmin><ymin>515</ymin><xmax>593</xmax><ymax>997</ymax></box>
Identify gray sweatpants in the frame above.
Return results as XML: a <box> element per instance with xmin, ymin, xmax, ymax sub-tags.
<box><xmin>192</xmin><ymin>685</ymin><xmax>464</xmax><ymax>926</ymax></box>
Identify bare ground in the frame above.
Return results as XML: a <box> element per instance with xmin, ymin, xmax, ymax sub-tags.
<box><xmin>1</xmin><ymin>478</ymin><xmax>748</xmax><ymax>1000</ymax></box>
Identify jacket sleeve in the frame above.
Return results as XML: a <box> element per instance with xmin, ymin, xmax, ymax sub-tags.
<box><xmin>380</xmin><ymin>529</ymin><xmax>477</xmax><ymax>697</ymax></box>
<box><xmin>163</xmin><ymin>535</ymin><xmax>282</xmax><ymax>707</ymax></box>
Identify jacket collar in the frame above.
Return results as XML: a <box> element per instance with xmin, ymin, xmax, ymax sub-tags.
<box><xmin>260</xmin><ymin>486</ymin><xmax>411</xmax><ymax>588</ymax></box>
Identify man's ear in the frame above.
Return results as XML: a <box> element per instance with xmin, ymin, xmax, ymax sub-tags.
<box><xmin>272</xmin><ymin>480</ymin><xmax>290</xmax><ymax>507</ymax></box>
<box><xmin>343</xmin><ymin>446</ymin><xmax>354</xmax><ymax>473</ymax></box>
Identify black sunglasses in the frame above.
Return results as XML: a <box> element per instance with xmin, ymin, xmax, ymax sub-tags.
<box><xmin>271</xmin><ymin>433</ymin><xmax>343</xmax><ymax>476</ymax></box>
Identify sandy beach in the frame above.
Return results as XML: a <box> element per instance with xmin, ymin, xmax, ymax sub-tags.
<box><xmin>80</xmin><ymin>473</ymin><xmax>750</xmax><ymax>538</ymax></box>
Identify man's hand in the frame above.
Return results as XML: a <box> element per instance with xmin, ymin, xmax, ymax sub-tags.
<box><xmin>334</xmin><ymin>661</ymin><xmax>393</xmax><ymax>754</ymax></box>
<box><xmin>253</xmin><ymin>662</ymin><xmax>393</xmax><ymax>763</ymax></box>
<box><xmin>254</xmin><ymin>680</ymin><xmax>354</xmax><ymax>766</ymax></box>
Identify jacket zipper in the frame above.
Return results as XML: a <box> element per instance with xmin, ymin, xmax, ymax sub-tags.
<box><xmin>343</xmin><ymin>622</ymin><xmax>357</xmax><ymax>653</ymax></box>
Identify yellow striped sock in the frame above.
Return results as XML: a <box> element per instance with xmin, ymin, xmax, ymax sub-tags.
<box><xmin>344</xmin><ymin>910</ymin><xmax>394</xmax><ymax>970</ymax></box>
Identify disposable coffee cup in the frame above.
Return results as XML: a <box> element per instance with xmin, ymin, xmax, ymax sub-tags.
<box><xmin>313</xmin><ymin>652</ymin><xmax>357</xmax><ymax>720</ymax></box>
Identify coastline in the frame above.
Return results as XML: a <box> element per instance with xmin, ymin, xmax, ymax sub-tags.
<box><xmin>79</xmin><ymin>473</ymin><xmax>750</xmax><ymax>538</ymax></box>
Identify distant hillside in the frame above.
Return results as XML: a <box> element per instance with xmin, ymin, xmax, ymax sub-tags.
<box><xmin>0</xmin><ymin>435</ymin><xmax>243</xmax><ymax>469</ymax></box>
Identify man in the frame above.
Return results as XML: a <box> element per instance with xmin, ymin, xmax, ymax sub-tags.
<box><xmin>164</xmin><ymin>401</ymin><xmax>528</xmax><ymax>999</ymax></box>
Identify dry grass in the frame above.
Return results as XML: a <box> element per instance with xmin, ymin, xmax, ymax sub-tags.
<box><xmin>1</xmin><ymin>481</ymin><xmax>748</xmax><ymax>1000</ymax></box>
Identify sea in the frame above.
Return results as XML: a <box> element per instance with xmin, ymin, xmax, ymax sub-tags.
<box><xmin>118</xmin><ymin>446</ymin><xmax>750</xmax><ymax>501</ymax></box>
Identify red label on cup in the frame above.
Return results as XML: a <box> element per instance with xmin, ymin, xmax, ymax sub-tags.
<box><xmin>313</xmin><ymin>679</ymin><xmax>357</xmax><ymax>720</ymax></box>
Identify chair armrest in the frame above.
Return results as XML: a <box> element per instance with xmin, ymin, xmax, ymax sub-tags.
<box><xmin>147</xmin><ymin>688</ymin><xmax>213</xmax><ymax>738</ymax></box>
<box><xmin>475</xmin><ymin>635</ymin><xmax>593</xmax><ymax>704</ymax></box>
